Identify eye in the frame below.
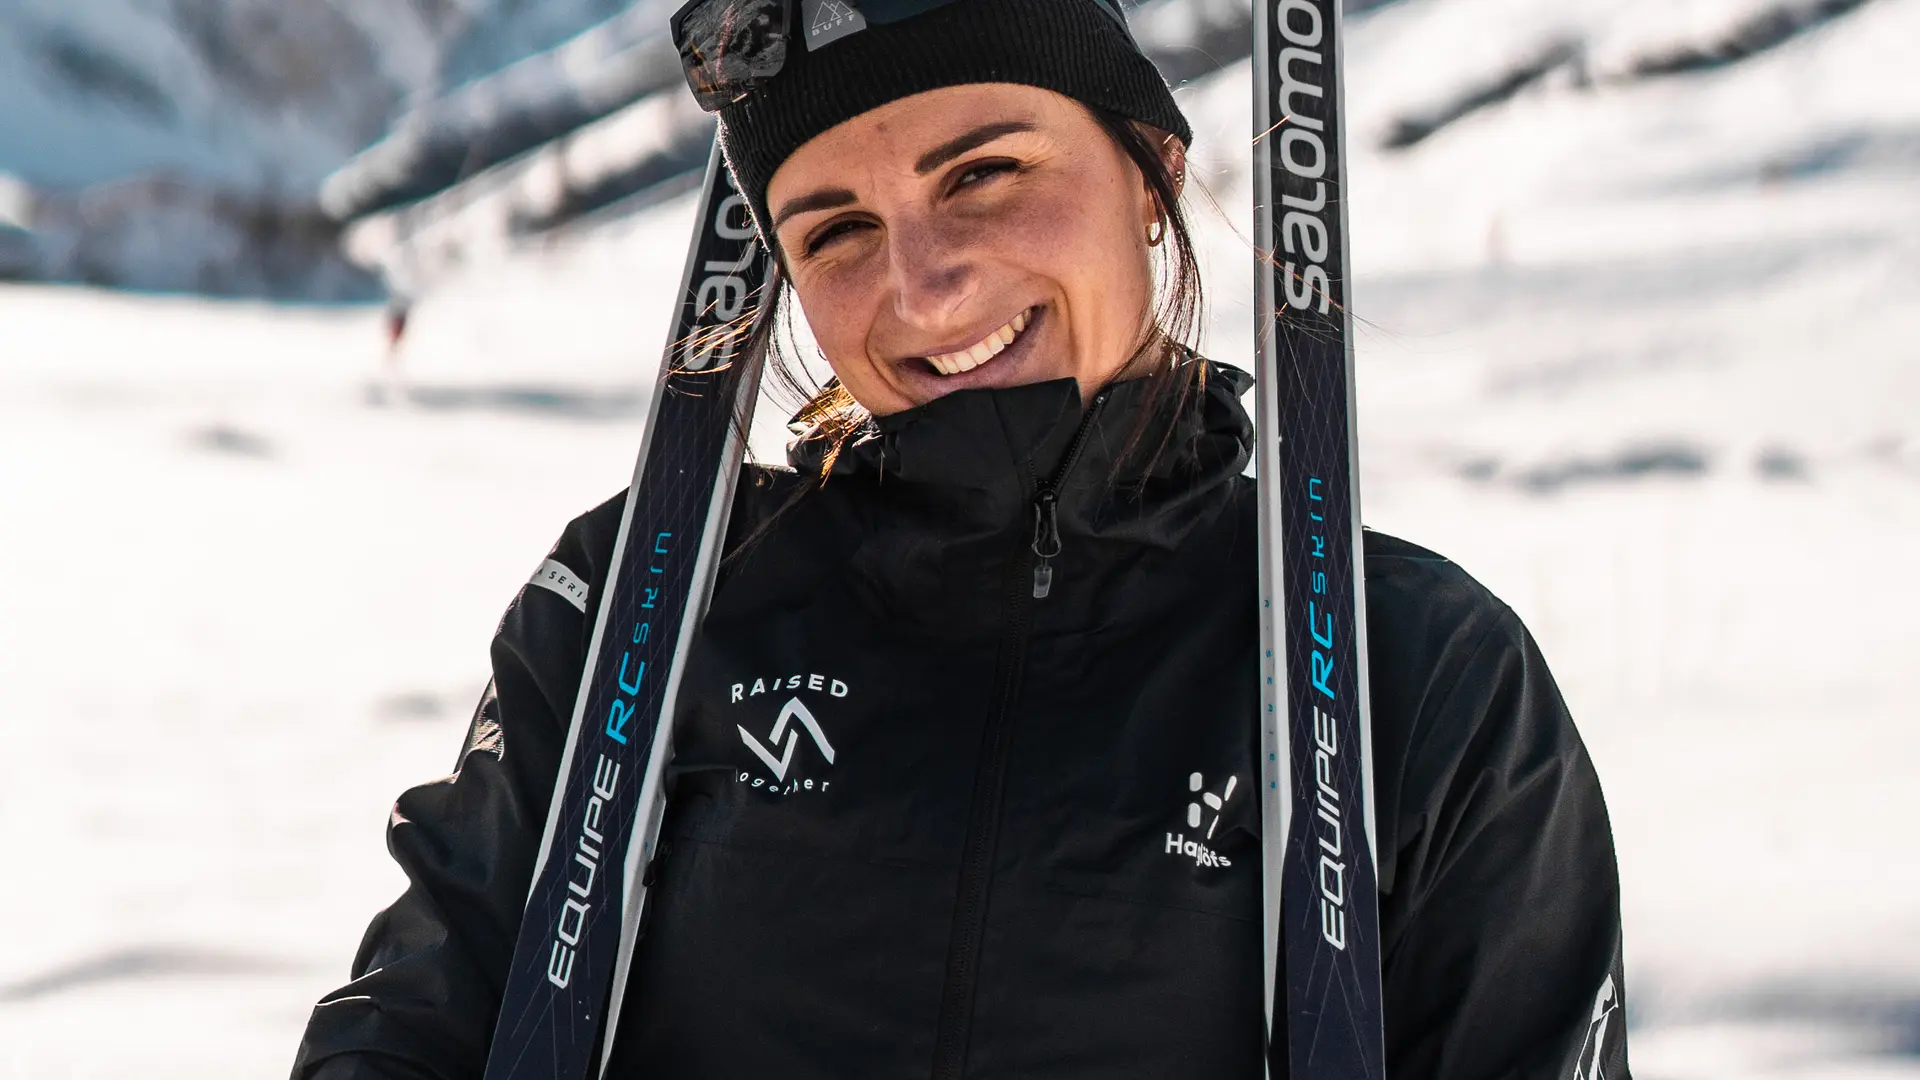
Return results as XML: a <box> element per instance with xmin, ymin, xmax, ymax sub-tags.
<box><xmin>803</xmin><ymin>217</ymin><xmax>872</xmax><ymax>256</ymax></box>
<box><xmin>951</xmin><ymin>158</ymin><xmax>1021</xmax><ymax>192</ymax></box>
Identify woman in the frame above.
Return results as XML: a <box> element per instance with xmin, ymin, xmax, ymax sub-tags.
<box><xmin>293</xmin><ymin>0</ymin><xmax>1629</xmax><ymax>1077</ymax></box>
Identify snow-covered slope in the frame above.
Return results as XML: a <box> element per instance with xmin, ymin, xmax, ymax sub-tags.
<box><xmin>0</xmin><ymin>0</ymin><xmax>636</xmax><ymax>296</ymax></box>
<box><xmin>0</xmin><ymin>0</ymin><xmax>1916</xmax><ymax>1077</ymax></box>
<box><xmin>316</xmin><ymin>0</ymin><xmax>689</xmax><ymax>224</ymax></box>
<box><xmin>0</xmin><ymin>0</ymin><xmax>428</xmax><ymax>192</ymax></box>
<box><xmin>0</xmin><ymin>0</ymin><xmax>649</xmax><ymax>193</ymax></box>
<box><xmin>321</xmin><ymin>0</ymin><xmax>1269</xmax><ymax>295</ymax></box>
<box><xmin>334</xmin><ymin>0</ymin><xmax>1910</xmax><ymax>306</ymax></box>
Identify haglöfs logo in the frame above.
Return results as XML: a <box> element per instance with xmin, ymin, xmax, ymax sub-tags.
<box><xmin>1166</xmin><ymin>771</ymin><xmax>1237</xmax><ymax>869</ymax></box>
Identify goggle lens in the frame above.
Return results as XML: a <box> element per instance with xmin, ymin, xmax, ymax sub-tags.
<box><xmin>673</xmin><ymin>0</ymin><xmax>793</xmax><ymax>111</ymax></box>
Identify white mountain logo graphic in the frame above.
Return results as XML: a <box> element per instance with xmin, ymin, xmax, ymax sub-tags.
<box><xmin>812</xmin><ymin>0</ymin><xmax>857</xmax><ymax>31</ymax></box>
<box><xmin>802</xmin><ymin>0</ymin><xmax>867</xmax><ymax>46</ymax></box>
<box><xmin>1573</xmin><ymin>975</ymin><xmax>1619</xmax><ymax>1080</ymax></box>
<box><xmin>737</xmin><ymin>696</ymin><xmax>836</xmax><ymax>781</ymax></box>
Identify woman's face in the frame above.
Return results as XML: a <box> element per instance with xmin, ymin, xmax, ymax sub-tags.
<box><xmin>766</xmin><ymin>83</ymin><xmax>1177</xmax><ymax>416</ymax></box>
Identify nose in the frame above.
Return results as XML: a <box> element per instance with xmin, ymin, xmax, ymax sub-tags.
<box><xmin>885</xmin><ymin>214</ymin><xmax>978</xmax><ymax>333</ymax></box>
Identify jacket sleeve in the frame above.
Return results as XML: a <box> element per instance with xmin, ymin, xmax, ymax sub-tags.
<box><xmin>1380</xmin><ymin>609</ymin><xmax>1630</xmax><ymax>1080</ymax></box>
<box><xmin>290</xmin><ymin>501</ymin><xmax>619</xmax><ymax>1080</ymax></box>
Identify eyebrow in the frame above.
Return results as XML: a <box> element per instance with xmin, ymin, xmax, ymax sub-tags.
<box><xmin>769</xmin><ymin>119</ymin><xmax>1039</xmax><ymax>232</ymax></box>
<box><xmin>771</xmin><ymin>188</ymin><xmax>857</xmax><ymax>231</ymax></box>
<box><xmin>914</xmin><ymin>119</ymin><xmax>1037</xmax><ymax>175</ymax></box>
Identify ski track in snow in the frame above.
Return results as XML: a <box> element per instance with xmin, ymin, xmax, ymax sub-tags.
<box><xmin>2</xmin><ymin>0</ymin><xmax>1919</xmax><ymax>1076</ymax></box>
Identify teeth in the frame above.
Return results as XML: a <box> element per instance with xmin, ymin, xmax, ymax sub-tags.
<box><xmin>927</xmin><ymin>308</ymin><xmax>1032</xmax><ymax>376</ymax></box>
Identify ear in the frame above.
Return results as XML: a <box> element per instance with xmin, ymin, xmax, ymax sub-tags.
<box><xmin>1159</xmin><ymin>134</ymin><xmax>1188</xmax><ymax>201</ymax></box>
<box><xmin>1136</xmin><ymin>128</ymin><xmax>1188</xmax><ymax>233</ymax></box>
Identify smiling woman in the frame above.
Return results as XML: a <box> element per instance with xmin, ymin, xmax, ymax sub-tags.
<box><xmin>292</xmin><ymin>1</ymin><xmax>1630</xmax><ymax>1078</ymax></box>
<box><xmin>756</xmin><ymin>84</ymin><xmax>1206</xmax><ymax>473</ymax></box>
<box><xmin>768</xmin><ymin>86</ymin><xmax>1177</xmax><ymax>412</ymax></box>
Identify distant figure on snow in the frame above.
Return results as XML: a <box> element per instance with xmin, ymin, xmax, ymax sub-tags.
<box><xmin>372</xmin><ymin>289</ymin><xmax>412</xmax><ymax>406</ymax></box>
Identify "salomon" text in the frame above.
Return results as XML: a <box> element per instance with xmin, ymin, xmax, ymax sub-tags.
<box><xmin>1272</xmin><ymin>0</ymin><xmax>1334</xmax><ymax>314</ymax></box>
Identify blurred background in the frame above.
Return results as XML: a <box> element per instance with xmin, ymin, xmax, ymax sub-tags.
<box><xmin>1</xmin><ymin>0</ymin><xmax>1916</xmax><ymax>1075</ymax></box>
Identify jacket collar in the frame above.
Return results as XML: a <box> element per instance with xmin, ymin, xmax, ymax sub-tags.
<box><xmin>788</xmin><ymin>360</ymin><xmax>1254</xmax><ymax>550</ymax></box>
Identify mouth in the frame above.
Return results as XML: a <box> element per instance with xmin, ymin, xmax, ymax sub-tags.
<box><xmin>918</xmin><ymin>307</ymin><xmax>1036</xmax><ymax>377</ymax></box>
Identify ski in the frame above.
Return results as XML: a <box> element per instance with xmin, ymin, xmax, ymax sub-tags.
<box><xmin>481</xmin><ymin>139</ymin><xmax>769</xmax><ymax>1080</ymax></box>
<box><xmin>1250</xmin><ymin>1</ymin><xmax>1386</xmax><ymax>1079</ymax></box>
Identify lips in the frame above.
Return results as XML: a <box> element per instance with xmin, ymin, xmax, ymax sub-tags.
<box><xmin>923</xmin><ymin>308</ymin><xmax>1033</xmax><ymax>376</ymax></box>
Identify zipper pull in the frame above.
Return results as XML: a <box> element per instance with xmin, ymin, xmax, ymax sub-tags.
<box><xmin>1031</xmin><ymin>487</ymin><xmax>1061</xmax><ymax>599</ymax></box>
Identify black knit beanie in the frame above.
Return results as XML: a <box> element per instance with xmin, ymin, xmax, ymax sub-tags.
<box><xmin>716</xmin><ymin>0</ymin><xmax>1192</xmax><ymax>242</ymax></box>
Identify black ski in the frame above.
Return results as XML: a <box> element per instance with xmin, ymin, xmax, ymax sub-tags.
<box><xmin>481</xmin><ymin>139</ymin><xmax>769</xmax><ymax>1080</ymax></box>
<box><xmin>1250</xmin><ymin>1</ymin><xmax>1386</xmax><ymax>1078</ymax></box>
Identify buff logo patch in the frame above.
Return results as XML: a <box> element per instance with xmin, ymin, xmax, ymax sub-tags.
<box><xmin>802</xmin><ymin>0</ymin><xmax>867</xmax><ymax>48</ymax></box>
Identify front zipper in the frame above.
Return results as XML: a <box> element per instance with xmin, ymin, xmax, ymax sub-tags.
<box><xmin>1028</xmin><ymin>391</ymin><xmax>1109</xmax><ymax>599</ymax></box>
<box><xmin>929</xmin><ymin>390</ymin><xmax>1108</xmax><ymax>1080</ymax></box>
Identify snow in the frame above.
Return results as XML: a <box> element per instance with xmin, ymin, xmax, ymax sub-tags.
<box><xmin>1</xmin><ymin>0</ymin><xmax>1918</xmax><ymax>1076</ymax></box>
<box><xmin>0</xmin><ymin>0</ymin><xmax>643</xmax><ymax>296</ymax></box>
<box><xmin>336</xmin><ymin>89</ymin><xmax>716</xmax><ymax>302</ymax></box>
<box><xmin>0</xmin><ymin>0</ymin><xmax>643</xmax><ymax>194</ymax></box>
<box><xmin>0</xmin><ymin>0</ymin><xmax>422</xmax><ymax>192</ymax></box>
<box><xmin>325</xmin><ymin>0</ymin><xmax>1267</xmax><ymax>295</ymax></box>
<box><xmin>317</xmin><ymin>0</ymin><xmax>688</xmax><ymax>223</ymax></box>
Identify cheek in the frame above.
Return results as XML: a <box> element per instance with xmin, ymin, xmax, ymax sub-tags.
<box><xmin>791</xmin><ymin>269</ymin><xmax>887</xmax><ymax>386</ymax></box>
<box><xmin>995</xmin><ymin>183</ymin><xmax>1126</xmax><ymax>269</ymax></box>
<box><xmin>992</xmin><ymin>172</ymin><xmax>1151</xmax><ymax>335</ymax></box>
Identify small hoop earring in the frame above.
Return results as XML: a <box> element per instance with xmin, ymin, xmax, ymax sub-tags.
<box><xmin>1146</xmin><ymin>219</ymin><xmax>1166</xmax><ymax>247</ymax></box>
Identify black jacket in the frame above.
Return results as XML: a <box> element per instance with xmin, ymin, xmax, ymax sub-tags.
<box><xmin>293</xmin><ymin>365</ymin><xmax>1629</xmax><ymax>1080</ymax></box>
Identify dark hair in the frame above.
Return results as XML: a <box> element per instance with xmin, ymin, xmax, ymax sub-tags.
<box><xmin>735</xmin><ymin>104</ymin><xmax>1208</xmax><ymax>487</ymax></box>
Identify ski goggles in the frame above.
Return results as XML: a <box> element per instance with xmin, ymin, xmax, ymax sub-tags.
<box><xmin>670</xmin><ymin>0</ymin><xmax>1129</xmax><ymax>111</ymax></box>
